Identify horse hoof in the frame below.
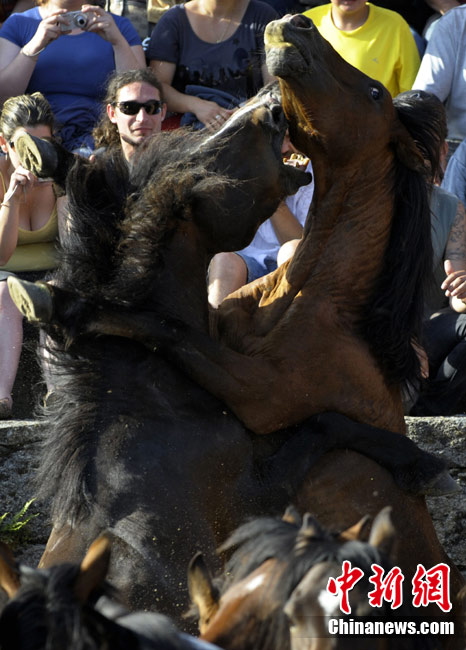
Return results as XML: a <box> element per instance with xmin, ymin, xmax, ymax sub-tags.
<box><xmin>14</xmin><ymin>131</ymin><xmax>58</xmax><ymax>179</ymax></box>
<box><xmin>7</xmin><ymin>277</ymin><xmax>53</xmax><ymax>324</ymax></box>
<box><xmin>422</xmin><ymin>470</ymin><xmax>461</xmax><ymax>496</ymax></box>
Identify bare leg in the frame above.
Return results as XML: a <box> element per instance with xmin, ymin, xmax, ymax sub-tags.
<box><xmin>208</xmin><ymin>252</ymin><xmax>247</xmax><ymax>308</ymax></box>
<box><xmin>0</xmin><ymin>281</ymin><xmax>23</xmax><ymax>416</ymax></box>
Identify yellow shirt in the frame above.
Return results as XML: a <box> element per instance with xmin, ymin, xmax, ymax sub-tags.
<box><xmin>0</xmin><ymin>170</ymin><xmax>58</xmax><ymax>272</ymax></box>
<box><xmin>303</xmin><ymin>2</ymin><xmax>420</xmax><ymax>97</ymax></box>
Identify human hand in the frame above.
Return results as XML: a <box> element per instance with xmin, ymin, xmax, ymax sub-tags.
<box><xmin>442</xmin><ymin>260</ymin><xmax>466</xmax><ymax>301</ymax></box>
<box><xmin>194</xmin><ymin>100</ymin><xmax>235</xmax><ymax>132</ymax></box>
<box><xmin>80</xmin><ymin>5</ymin><xmax>124</xmax><ymax>45</ymax></box>
<box><xmin>23</xmin><ymin>9</ymin><xmax>69</xmax><ymax>55</ymax></box>
<box><xmin>4</xmin><ymin>166</ymin><xmax>39</xmax><ymax>204</ymax></box>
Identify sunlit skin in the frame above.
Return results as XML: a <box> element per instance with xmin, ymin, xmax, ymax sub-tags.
<box><xmin>330</xmin><ymin>0</ymin><xmax>370</xmax><ymax>30</ymax></box>
<box><xmin>107</xmin><ymin>81</ymin><xmax>167</xmax><ymax>161</ymax></box>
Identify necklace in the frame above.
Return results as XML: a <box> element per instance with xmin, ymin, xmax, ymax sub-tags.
<box><xmin>215</xmin><ymin>16</ymin><xmax>232</xmax><ymax>43</ymax></box>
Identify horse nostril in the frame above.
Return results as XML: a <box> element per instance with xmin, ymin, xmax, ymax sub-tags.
<box><xmin>290</xmin><ymin>14</ymin><xmax>312</xmax><ymax>29</ymax></box>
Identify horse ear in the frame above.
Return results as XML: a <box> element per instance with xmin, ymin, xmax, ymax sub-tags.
<box><xmin>339</xmin><ymin>515</ymin><xmax>372</xmax><ymax>542</ymax></box>
<box><xmin>368</xmin><ymin>507</ymin><xmax>396</xmax><ymax>557</ymax></box>
<box><xmin>282</xmin><ymin>504</ymin><xmax>302</xmax><ymax>526</ymax></box>
<box><xmin>0</xmin><ymin>542</ymin><xmax>19</xmax><ymax>599</ymax></box>
<box><xmin>295</xmin><ymin>513</ymin><xmax>325</xmax><ymax>554</ymax></box>
<box><xmin>74</xmin><ymin>534</ymin><xmax>112</xmax><ymax>603</ymax></box>
<box><xmin>187</xmin><ymin>552</ymin><xmax>220</xmax><ymax>632</ymax></box>
<box><xmin>391</xmin><ymin>120</ymin><xmax>425</xmax><ymax>173</ymax></box>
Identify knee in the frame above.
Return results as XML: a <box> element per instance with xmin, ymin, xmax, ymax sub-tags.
<box><xmin>277</xmin><ymin>239</ymin><xmax>300</xmax><ymax>267</ymax></box>
<box><xmin>208</xmin><ymin>252</ymin><xmax>247</xmax><ymax>285</ymax></box>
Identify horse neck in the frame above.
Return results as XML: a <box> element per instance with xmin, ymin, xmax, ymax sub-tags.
<box><xmin>156</xmin><ymin>223</ymin><xmax>211</xmax><ymax>332</ymax></box>
<box><xmin>288</xmin><ymin>154</ymin><xmax>394</xmax><ymax>318</ymax></box>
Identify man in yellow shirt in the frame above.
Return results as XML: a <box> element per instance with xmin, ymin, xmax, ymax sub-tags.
<box><xmin>303</xmin><ymin>0</ymin><xmax>420</xmax><ymax>97</ymax></box>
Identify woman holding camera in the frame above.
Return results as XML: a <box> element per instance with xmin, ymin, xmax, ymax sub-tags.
<box><xmin>0</xmin><ymin>0</ymin><xmax>145</xmax><ymax>152</ymax></box>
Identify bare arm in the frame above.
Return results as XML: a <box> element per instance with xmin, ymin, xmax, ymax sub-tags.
<box><xmin>81</xmin><ymin>5</ymin><xmax>145</xmax><ymax>69</ymax></box>
<box><xmin>0</xmin><ymin>166</ymin><xmax>38</xmax><ymax>265</ymax></box>
<box><xmin>269</xmin><ymin>201</ymin><xmax>303</xmax><ymax>245</ymax></box>
<box><xmin>441</xmin><ymin>200</ymin><xmax>466</xmax><ymax>313</ymax></box>
<box><xmin>0</xmin><ymin>9</ymin><xmax>68</xmax><ymax>103</ymax></box>
<box><xmin>149</xmin><ymin>59</ymin><xmax>234</xmax><ymax>128</ymax></box>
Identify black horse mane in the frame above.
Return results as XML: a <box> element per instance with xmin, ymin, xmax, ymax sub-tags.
<box><xmin>0</xmin><ymin>562</ymin><xmax>190</xmax><ymax>650</ymax></box>
<box><xmin>0</xmin><ymin>563</ymin><xmax>132</xmax><ymax>650</ymax></box>
<box><xmin>56</xmin><ymin>128</ymin><xmax>232</xmax><ymax>309</ymax></box>
<box><xmin>219</xmin><ymin>515</ymin><xmax>385</xmax><ymax>596</ymax></box>
<box><xmin>35</xmin><ymin>128</ymin><xmax>237</xmax><ymax>523</ymax></box>
<box><xmin>358</xmin><ymin>100</ymin><xmax>434</xmax><ymax>387</ymax></box>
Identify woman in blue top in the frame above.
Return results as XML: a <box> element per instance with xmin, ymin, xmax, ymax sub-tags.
<box><xmin>148</xmin><ymin>0</ymin><xmax>278</xmax><ymax>130</ymax></box>
<box><xmin>0</xmin><ymin>0</ymin><xmax>145</xmax><ymax>152</ymax></box>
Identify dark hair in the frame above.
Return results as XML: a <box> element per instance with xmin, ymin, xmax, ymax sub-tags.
<box><xmin>0</xmin><ymin>92</ymin><xmax>55</xmax><ymax>141</ymax></box>
<box><xmin>92</xmin><ymin>69</ymin><xmax>165</xmax><ymax>150</ymax></box>
<box><xmin>393</xmin><ymin>90</ymin><xmax>447</xmax><ymax>183</ymax></box>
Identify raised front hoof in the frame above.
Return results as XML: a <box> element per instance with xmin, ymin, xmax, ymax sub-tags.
<box><xmin>14</xmin><ymin>131</ymin><xmax>58</xmax><ymax>179</ymax></box>
<box><xmin>7</xmin><ymin>277</ymin><xmax>53</xmax><ymax>324</ymax></box>
<box><xmin>422</xmin><ymin>470</ymin><xmax>461</xmax><ymax>497</ymax></box>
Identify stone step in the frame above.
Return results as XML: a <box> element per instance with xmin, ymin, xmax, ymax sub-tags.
<box><xmin>1</xmin><ymin>416</ymin><xmax>465</xmax><ymax>572</ymax></box>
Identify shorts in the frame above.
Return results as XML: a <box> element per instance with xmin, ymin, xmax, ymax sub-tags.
<box><xmin>236</xmin><ymin>253</ymin><xmax>277</xmax><ymax>283</ymax></box>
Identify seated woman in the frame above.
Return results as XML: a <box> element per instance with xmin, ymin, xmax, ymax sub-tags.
<box><xmin>0</xmin><ymin>92</ymin><xmax>66</xmax><ymax>418</ymax></box>
<box><xmin>147</xmin><ymin>0</ymin><xmax>278</xmax><ymax>130</ymax></box>
<box><xmin>0</xmin><ymin>0</ymin><xmax>145</xmax><ymax>153</ymax></box>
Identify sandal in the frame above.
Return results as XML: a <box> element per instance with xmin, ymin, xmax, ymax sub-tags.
<box><xmin>0</xmin><ymin>397</ymin><xmax>13</xmax><ymax>420</ymax></box>
<box><xmin>7</xmin><ymin>277</ymin><xmax>53</xmax><ymax>324</ymax></box>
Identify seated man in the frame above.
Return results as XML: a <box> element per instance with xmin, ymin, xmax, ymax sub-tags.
<box><xmin>92</xmin><ymin>67</ymin><xmax>167</xmax><ymax>163</ymax></box>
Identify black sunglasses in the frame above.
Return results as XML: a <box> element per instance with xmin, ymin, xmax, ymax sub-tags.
<box><xmin>113</xmin><ymin>100</ymin><xmax>162</xmax><ymax>116</ymax></box>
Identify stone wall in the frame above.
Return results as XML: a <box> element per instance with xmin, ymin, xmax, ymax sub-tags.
<box><xmin>1</xmin><ymin>416</ymin><xmax>465</xmax><ymax>571</ymax></box>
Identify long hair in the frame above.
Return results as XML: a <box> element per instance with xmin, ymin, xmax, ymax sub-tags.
<box><xmin>0</xmin><ymin>92</ymin><xmax>55</xmax><ymax>141</ymax></box>
<box><xmin>92</xmin><ymin>68</ymin><xmax>165</xmax><ymax>151</ymax></box>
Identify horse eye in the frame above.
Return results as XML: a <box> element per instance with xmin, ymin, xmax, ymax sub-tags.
<box><xmin>369</xmin><ymin>86</ymin><xmax>382</xmax><ymax>101</ymax></box>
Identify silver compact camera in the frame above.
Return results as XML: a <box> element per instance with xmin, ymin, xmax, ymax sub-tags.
<box><xmin>60</xmin><ymin>10</ymin><xmax>88</xmax><ymax>30</ymax></box>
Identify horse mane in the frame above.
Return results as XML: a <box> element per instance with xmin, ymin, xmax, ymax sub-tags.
<box><xmin>0</xmin><ymin>563</ymin><xmax>132</xmax><ymax>650</ymax></box>
<box><xmin>358</xmin><ymin>102</ymin><xmax>434</xmax><ymax>387</ymax></box>
<box><xmin>0</xmin><ymin>562</ymin><xmax>187</xmax><ymax>650</ymax></box>
<box><xmin>219</xmin><ymin>516</ymin><xmax>385</xmax><ymax>594</ymax></box>
<box><xmin>36</xmin><ymin>129</ymin><xmax>235</xmax><ymax>523</ymax></box>
<box><xmin>56</xmin><ymin>129</ymin><xmax>232</xmax><ymax>309</ymax></box>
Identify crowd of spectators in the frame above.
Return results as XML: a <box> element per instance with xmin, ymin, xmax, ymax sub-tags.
<box><xmin>0</xmin><ymin>0</ymin><xmax>466</xmax><ymax>418</ymax></box>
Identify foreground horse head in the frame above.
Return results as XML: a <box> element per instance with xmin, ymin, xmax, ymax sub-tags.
<box><xmin>189</xmin><ymin>507</ymin><xmax>434</xmax><ymax>650</ymax></box>
<box><xmin>0</xmin><ymin>537</ymin><xmax>219</xmax><ymax>650</ymax></box>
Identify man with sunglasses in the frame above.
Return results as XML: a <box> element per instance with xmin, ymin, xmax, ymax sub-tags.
<box><xmin>93</xmin><ymin>67</ymin><xmax>166</xmax><ymax>162</ymax></box>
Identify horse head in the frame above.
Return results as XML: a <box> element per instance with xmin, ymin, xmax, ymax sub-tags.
<box><xmin>188</xmin><ymin>507</ymin><xmax>414</xmax><ymax>650</ymax></box>
<box><xmin>0</xmin><ymin>536</ymin><xmax>220</xmax><ymax>650</ymax></box>
<box><xmin>264</xmin><ymin>14</ymin><xmax>424</xmax><ymax>197</ymax></box>
<box><xmin>129</xmin><ymin>85</ymin><xmax>312</xmax><ymax>257</ymax></box>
